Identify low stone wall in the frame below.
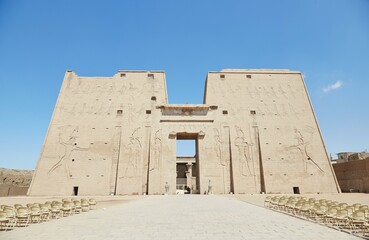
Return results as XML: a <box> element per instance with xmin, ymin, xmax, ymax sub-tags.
<box><xmin>0</xmin><ymin>184</ymin><xmax>29</xmax><ymax>196</ymax></box>
<box><xmin>0</xmin><ymin>168</ymin><xmax>33</xmax><ymax>196</ymax></box>
<box><xmin>333</xmin><ymin>157</ymin><xmax>369</xmax><ymax>193</ymax></box>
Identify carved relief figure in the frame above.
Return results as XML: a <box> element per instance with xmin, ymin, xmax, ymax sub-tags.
<box><xmin>234</xmin><ymin>126</ymin><xmax>252</xmax><ymax>176</ymax></box>
<box><xmin>48</xmin><ymin>126</ymin><xmax>89</xmax><ymax>177</ymax></box>
<box><xmin>150</xmin><ymin>130</ymin><xmax>162</xmax><ymax>171</ymax></box>
<box><xmin>277</xmin><ymin>84</ymin><xmax>288</xmax><ymax>98</ymax></box>
<box><xmin>214</xmin><ymin>129</ymin><xmax>225</xmax><ymax>166</ymax></box>
<box><xmin>124</xmin><ymin>128</ymin><xmax>142</xmax><ymax>177</ymax></box>
<box><xmin>129</xmin><ymin>103</ymin><xmax>145</xmax><ymax>123</ymax></box>
<box><xmin>288</xmin><ymin>127</ymin><xmax>324</xmax><ymax>173</ymax></box>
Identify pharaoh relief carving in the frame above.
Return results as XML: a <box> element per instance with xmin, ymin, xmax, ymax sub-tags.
<box><xmin>48</xmin><ymin>125</ymin><xmax>89</xmax><ymax>177</ymax></box>
<box><xmin>286</xmin><ymin>126</ymin><xmax>324</xmax><ymax>173</ymax></box>
<box><xmin>123</xmin><ymin>128</ymin><xmax>142</xmax><ymax>177</ymax></box>
<box><xmin>213</xmin><ymin>129</ymin><xmax>225</xmax><ymax>166</ymax></box>
<box><xmin>150</xmin><ymin>130</ymin><xmax>162</xmax><ymax>171</ymax></box>
<box><xmin>234</xmin><ymin>126</ymin><xmax>252</xmax><ymax>176</ymax></box>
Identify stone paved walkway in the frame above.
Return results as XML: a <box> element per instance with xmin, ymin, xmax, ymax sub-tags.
<box><xmin>0</xmin><ymin>195</ymin><xmax>360</xmax><ymax>240</ymax></box>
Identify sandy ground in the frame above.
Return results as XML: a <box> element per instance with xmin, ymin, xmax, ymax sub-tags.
<box><xmin>0</xmin><ymin>195</ymin><xmax>360</xmax><ymax>240</ymax></box>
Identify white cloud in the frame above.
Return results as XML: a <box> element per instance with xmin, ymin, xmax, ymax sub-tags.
<box><xmin>323</xmin><ymin>80</ymin><xmax>343</xmax><ymax>93</ymax></box>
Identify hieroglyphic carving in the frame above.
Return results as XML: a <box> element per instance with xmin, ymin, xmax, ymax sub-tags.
<box><xmin>78</xmin><ymin>103</ymin><xmax>86</xmax><ymax>115</ymax></box>
<box><xmin>107</xmin><ymin>82</ymin><xmax>116</xmax><ymax>94</ymax></box>
<box><xmin>48</xmin><ymin>126</ymin><xmax>89</xmax><ymax>177</ymax></box>
<box><xmin>269</xmin><ymin>85</ymin><xmax>279</xmax><ymax>99</ymax></box>
<box><xmin>106</xmin><ymin>101</ymin><xmax>114</xmax><ymax>114</ymax></box>
<box><xmin>213</xmin><ymin>129</ymin><xmax>225</xmax><ymax>166</ymax></box>
<box><xmin>95</xmin><ymin>102</ymin><xmax>105</xmax><ymax>115</ymax></box>
<box><xmin>150</xmin><ymin>130</ymin><xmax>162</xmax><ymax>171</ymax></box>
<box><xmin>277</xmin><ymin>84</ymin><xmax>288</xmax><ymax>98</ymax></box>
<box><xmin>287</xmin><ymin>127</ymin><xmax>324</xmax><ymax>173</ymax></box>
<box><xmin>262</xmin><ymin>86</ymin><xmax>270</xmax><ymax>98</ymax></box>
<box><xmin>246</xmin><ymin>86</ymin><xmax>254</xmax><ymax>99</ymax></box>
<box><xmin>255</xmin><ymin>86</ymin><xmax>263</xmax><ymax>98</ymax></box>
<box><xmin>118</xmin><ymin>83</ymin><xmax>127</xmax><ymax>94</ymax></box>
<box><xmin>288</xmin><ymin>103</ymin><xmax>299</xmax><ymax>116</ymax></box>
<box><xmin>124</xmin><ymin>128</ymin><xmax>142</xmax><ymax>177</ymax></box>
<box><xmin>287</xmin><ymin>84</ymin><xmax>296</xmax><ymax>98</ymax></box>
<box><xmin>234</xmin><ymin>126</ymin><xmax>252</xmax><ymax>176</ymax></box>
<box><xmin>68</xmin><ymin>103</ymin><xmax>77</xmax><ymax>115</ymax></box>
<box><xmin>129</xmin><ymin>103</ymin><xmax>145</xmax><ymax>123</ymax></box>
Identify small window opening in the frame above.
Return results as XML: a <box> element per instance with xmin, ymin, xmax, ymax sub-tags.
<box><xmin>151</xmin><ymin>96</ymin><xmax>156</xmax><ymax>101</ymax></box>
<box><xmin>220</xmin><ymin>74</ymin><xmax>225</xmax><ymax>79</ymax></box>
<box><xmin>120</xmin><ymin>73</ymin><xmax>126</xmax><ymax>78</ymax></box>
<box><xmin>210</xmin><ymin>106</ymin><xmax>218</xmax><ymax>110</ymax></box>
<box><xmin>146</xmin><ymin>110</ymin><xmax>151</xmax><ymax>114</ymax></box>
<box><xmin>223</xmin><ymin>110</ymin><xmax>228</xmax><ymax>115</ymax></box>
<box><xmin>73</xmin><ymin>186</ymin><xmax>79</xmax><ymax>196</ymax></box>
<box><xmin>246</xmin><ymin>75</ymin><xmax>252</xmax><ymax>78</ymax></box>
<box><xmin>250</xmin><ymin>110</ymin><xmax>256</xmax><ymax>115</ymax></box>
<box><xmin>117</xmin><ymin>110</ymin><xmax>123</xmax><ymax>116</ymax></box>
<box><xmin>72</xmin><ymin>159</ymin><xmax>75</xmax><ymax>162</ymax></box>
<box><xmin>293</xmin><ymin>187</ymin><xmax>300</xmax><ymax>194</ymax></box>
<box><xmin>148</xmin><ymin>73</ymin><xmax>154</xmax><ymax>79</ymax></box>
<box><xmin>74</xmin><ymin>143</ymin><xmax>77</xmax><ymax>146</ymax></box>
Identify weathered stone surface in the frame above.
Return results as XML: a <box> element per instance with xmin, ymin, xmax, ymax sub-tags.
<box><xmin>28</xmin><ymin>69</ymin><xmax>340</xmax><ymax>196</ymax></box>
<box><xmin>0</xmin><ymin>168</ymin><xmax>33</xmax><ymax>196</ymax></box>
<box><xmin>333</xmin><ymin>157</ymin><xmax>369</xmax><ymax>193</ymax></box>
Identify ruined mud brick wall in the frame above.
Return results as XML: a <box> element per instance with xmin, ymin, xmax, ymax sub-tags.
<box><xmin>333</xmin><ymin>158</ymin><xmax>369</xmax><ymax>193</ymax></box>
<box><xmin>0</xmin><ymin>168</ymin><xmax>33</xmax><ymax>196</ymax></box>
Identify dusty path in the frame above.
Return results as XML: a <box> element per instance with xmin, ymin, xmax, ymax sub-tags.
<box><xmin>0</xmin><ymin>195</ymin><xmax>358</xmax><ymax>240</ymax></box>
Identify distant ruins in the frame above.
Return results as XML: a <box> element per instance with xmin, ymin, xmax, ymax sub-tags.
<box><xmin>332</xmin><ymin>151</ymin><xmax>369</xmax><ymax>193</ymax></box>
<box><xmin>28</xmin><ymin>69</ymin><xmax>340</xmax><ymax>196</ymax></box>
<box><xmin>0</xmin><ymin>168</ymin><xmax>33</xmax><ymax>196</ymax></box>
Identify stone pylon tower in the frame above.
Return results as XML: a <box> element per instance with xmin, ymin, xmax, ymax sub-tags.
<box><xmin>28</xmin><ymin>69</ymin><xmax>340</xmax><ymax>196</ymax></box>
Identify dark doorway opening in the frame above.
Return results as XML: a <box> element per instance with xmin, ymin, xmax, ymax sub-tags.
<box><xmin>176</xmin><ymin>133</ymin><xmax>199</xmax><ymax>194</ymax></box>
<box><xmin>73</xmin><ymin>186</ymin><xmax>79</xmax><ymax>196</ymax></box>
<box><xmin>293</xmin><ymin>187</ymin><xmax>300</xmax><ymax>194</ymax></box>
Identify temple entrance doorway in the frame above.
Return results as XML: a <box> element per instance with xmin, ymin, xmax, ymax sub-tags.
<box><xmin>176</xmin><ymin>133</ymin><xmax>199</xmax><ymax>194</ymax></box>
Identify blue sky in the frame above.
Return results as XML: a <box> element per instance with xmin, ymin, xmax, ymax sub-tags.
<box><xmin>0</xmin><ymin>0</ymin><xmax>368</xmax><ymax>170</ymax></box>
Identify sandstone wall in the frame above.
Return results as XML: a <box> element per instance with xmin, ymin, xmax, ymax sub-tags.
<box><xmin>333</xmin><ymin>158</ymin><xmax>369</xmax><ymax>193</ymax></box>
<box><xmin>28</xmin><ymin>69</ymin><xmax>340</xmax><ymax>196</ymax></box>
<box><xmin>0</xmin><ymin>168</ymin><xmax>33</xmax><ymax>196</ymax></box>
